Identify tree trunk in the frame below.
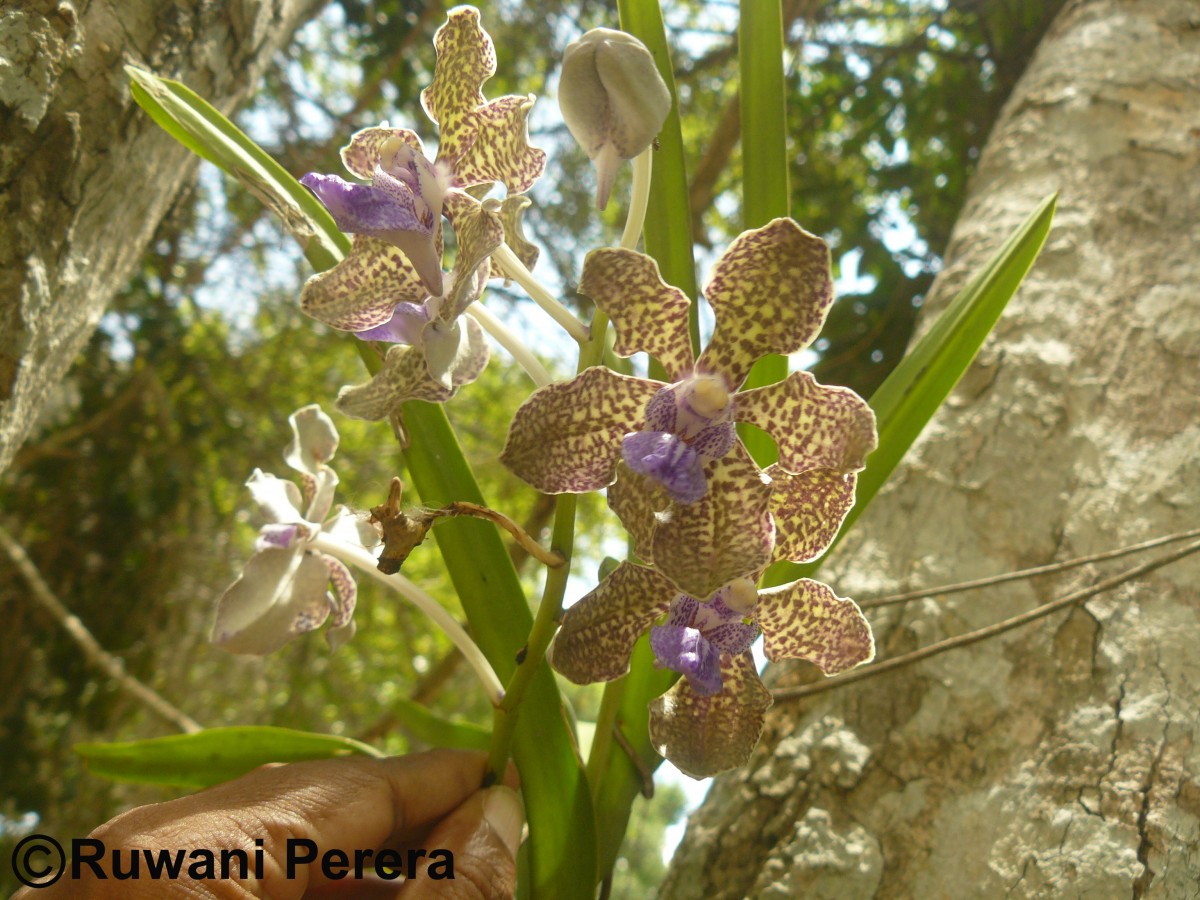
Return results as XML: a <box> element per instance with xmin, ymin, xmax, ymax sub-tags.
<box><xmin>0</xmin><ymin>0</ymin><xmax>322</xmax><ymax>474</ymax></box>
<box><xmin>663</xmin><ymin>1</ymin><xmax>1200</xmax><ymax>897</ymax></box>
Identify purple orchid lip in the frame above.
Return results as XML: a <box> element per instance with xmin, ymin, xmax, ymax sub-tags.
<box><xmin>354</xmin><ymin>301</ymin><xmax>431</xmax><ymax>344</ymax></box>
<box><xmin>621</xmin><ymin>430</ymin><xmax>707</xmax><ymax>504</ymax></box>
<box><xmin>651</xmin><ymin>624</ymin><xmax>724</xmax><ymax>695</ymax></box>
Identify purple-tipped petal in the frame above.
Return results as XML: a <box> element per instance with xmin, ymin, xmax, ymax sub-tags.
<box><xmin>354</xmin><ymin>301</ymin><xmax>430</xmax><ymax>344</ymax></box>
<box><xmin>501</xmin><ymin>367</ymin><xmax>662</xmax><ymax>494</ymax></box>
<box><xmin>578</xmin><ymin>248</ymin><xmax>695</xmax><ymax>381</ymax></box>
<box><xmin>255</xmin><ymin>523</ymin><xmax>302</xmax><ymax>551</ymax></box>
<box><xmin>698</xmin><ymin>219</ymin><xmax>835</xmax><ymax>390</ymax></box>
<box><xmin>769</xmin><ymin>466</ymin><xmax>858</xmax><ymax>563</ymax></box>
<box><xmin>649</xmin><ymin>650</ymin><xmax>773</xmax><ymax>779</ymax></box>
<box><xmin>738</xmin><ymin>370</ymin><xmax>877</xmax><ymax>475</ymax></box>
<box><xmin>301</xmin><ymin>172</ymin><xmax>428</xmax><ymax>235</ymax></box>
<box><xmin>622</xmin><ymin>431</ymin><xmax>707</xmax><ymax>504</ymax></box>
<box><xmin>651</xmin><ymin>625</ymin><xmax>723</xmax><ymax>696</ymax></box>
<box><xmin>549</xmin><ymin>562</ymin><xmax>676</xmax><ymax>684</ymax></box>
<box><xmin>756</xmin><ymin>579</ymin><xmax>874</xmax><ymax>674</ymax></box>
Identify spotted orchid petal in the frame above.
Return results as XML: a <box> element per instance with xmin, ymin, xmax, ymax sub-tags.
<box><xmin>322</xmin><ymin>553</ymin><xmax>358</xmax><ymax>651</ymax></box>
<box><xmin>489</xmin><ymin>195</ymin><xmax>539</xmax><ymax>281</ymax></box>
<box><xmin>578</xmin><ymin>248</ymin><xmax>694</xmax><ymax>381</ymax></box>
<box><xmin>756</xmin><ymin>579</ymin><xmax>874</xmax><ymax>674</ymax></box>
<box><xmin>549</xmin><ymin>561</ymin><xmax>676</xmax><ymax>684</ymax></box>
<box><xmin>738</xmin><ymin>370</ymin><xmax>877</xmax><ymax>475</ymax></box>
<box><xmin>304</xmin><ymin>131</ymin><xmax>446</xmax><ymax>296</ymax></box>
<box><xmin>649</xmin><ymin>650</ymin><xmax>772</xmax><ymax>779</ymax></box>
<box><xmin>500</xmin><ymin>366</ymin><xmax>662</xmax><ymax>493</ymax></box>
<box><xmin>245</xmin><ymin>469</ymin><xmax>305</xmax><ymax>525</ymax></box>
<box><xmin>421</xmin><ymin>7</ymin><xmax>546</xmax><ymax>193</ymax></box>
<box><xmin>339</xmin><ymin>126</ymin><xmax>426</xmax><ymax>179</ymax></box>
<box><xmin>650</xmin><ymin>449</ymin><xmax>774</xmax><ymax>599</ymax></box>
<box><xmin>440</xmin><ymin>193</ymin><xmax>505</xmax><ymax>321</ymax></box>
<box><xmin>769</xmin><ymin>466</ymin><xmax>858</xmax><ymax>563</ymax></box>
<box><xmin>211</xmin><ymin>548</ymin><xmax>335</xmax><ymax>655</ymax></box>
<box><xmin>607</xmin><ymin>461</ymin><xmax>667</xmax><ymax>564</ymax></box>
<box><xmin>697</xmin><ymin>219</ymin><xmax>835</xmax><ymax>390</ymax></box>
<box><xmin>336</xmin><ymin>315</ymin><xmax>489</xmax><ymax>420</ymax></box>
<box><xmin>300</xmin><ymin>235</ymin><xmax>431</xmax><ymax>332</ymax></box>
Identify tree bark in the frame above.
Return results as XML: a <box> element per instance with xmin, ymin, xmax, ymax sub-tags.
<box><xmin>663</xmin><ymin>0</ymin><xmax>1200</xmax><ymax>897</ymax></box>
<box><xmin>0</xmin><ymin>0</ymin><xmax>322</xmax><ymax>474</ymax></box>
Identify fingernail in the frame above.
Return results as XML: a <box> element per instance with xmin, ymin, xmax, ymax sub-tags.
<box><xmin>482</xmin><ymin>785</ymin><xmax>524</xmax><ymax>857</ymax></box>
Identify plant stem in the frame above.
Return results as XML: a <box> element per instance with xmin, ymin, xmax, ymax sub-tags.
<box><xmin>311</xmin><ymin>533</ymin><xmax>505</xmax><ymax>704</ymax></box>
<box><xmin>466</xmin><ymin>303</ymin><xmax>553</xmax><ymax>387</ymax></box>
<box><xmin>585</xmin><ymin>674</ymin><xmax>625</xmax><ymax>789</ymax></box>
<box><xmin>485</xmin><ymin>310</ymin><xmax>612</xmax><ymax>781</ymax></box>
<box><xmin>492</xmin><ymin>243</ymin><xmax>590</xmax><ymax>343</ymax></box>
<box><xmin>620</xmin><ymin>148</ymin><xmax>653</xmax><ymax>251</ymax></box>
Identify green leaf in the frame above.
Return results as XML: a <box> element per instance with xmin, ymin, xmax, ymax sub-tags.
<box><xmin>737</xmin><ymin>0</ymin><xmax>790</xmax><ymax>466</ymax></box>
<box><xmin>769</xmin><ymin>192</ymin><xmax>1058</xmax><ymax>584</ymax></box>
<box><xmin>387</xmin><ymin>697</ymin><xmax>491</xmax><ymax>751</ymax></box>
<box><xmin>400</xmin><ymin>400</ymin><xmax>597</xmax><ymax>898</ymax></box>
<box><xmin>618</xmin><ymin>0</ymin><xmax>698</xmax><ymax>341</ymax></box>
<box><xmin>125</xmin><ymin>66</ymin><xmax>349</xmax><ymax>272</ymax></box>
<box><xmin>75</xmin><ymin>726</ymin><xmax>382</xmax><ymax>789</ymax></box>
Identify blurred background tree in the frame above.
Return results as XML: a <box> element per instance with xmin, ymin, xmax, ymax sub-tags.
<box><xmin>0</xmin><ymin>0</ymin><xmax>1062</xmax><ymax>892</ymax></box>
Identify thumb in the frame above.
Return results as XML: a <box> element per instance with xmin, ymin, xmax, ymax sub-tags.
<box><xmin>401</xmin><ymin>785</ymin><xmax>524</xmax><ymax>899</ymax></box>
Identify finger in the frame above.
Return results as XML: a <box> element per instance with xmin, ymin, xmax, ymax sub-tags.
<box><xmin>400</xmin><ymin>786</ymin><xmax>524</xmax><ymax>900</ymax></box>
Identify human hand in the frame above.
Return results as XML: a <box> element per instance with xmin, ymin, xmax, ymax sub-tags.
<box><xmin>12</xmin><ymin>749</ymin><xmax>522</xmax><ymax>899</ymax></box>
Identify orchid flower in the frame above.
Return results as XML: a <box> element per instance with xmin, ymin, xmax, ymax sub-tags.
<box><xmin>212</xmin><ymin>406</ymin><xmax>378</xmax><ymax>654</ymax></box>
<box><xmin>549</xmin><ymin>563</ymin><xmax>874</xmax><ymax>778</ymax></box>
<box><xmin>298</xmin><ymin>8</ymin><xmax>546</xmax><ymax>413</ymax></box>
<box><xmin>502</xmin><ymin>218</ymin><xmax>878</xmax><ymax>598</ymax></box>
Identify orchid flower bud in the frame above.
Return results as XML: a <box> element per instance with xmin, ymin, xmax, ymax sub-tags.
<box><xmin>558</xmin><ymin>28</ymin><xmax>672</xmax><ymax>210</ymax></box>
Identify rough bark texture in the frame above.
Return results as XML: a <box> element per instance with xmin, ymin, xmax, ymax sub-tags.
<box><xmin>663</xmin><ymin>1</ymin><xmax>1200</xmax><ymax>897</ymax></box>
<box><xmin>0</xmin><ymin>0</ymin><xmax>321</xmax><ymax>474</ymax></box>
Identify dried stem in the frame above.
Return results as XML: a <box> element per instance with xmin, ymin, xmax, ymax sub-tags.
<box><xmin>440</xmin><ymin>502</ymin><xmax>565</xmax><ymax>569</ymax></box>
<box><xmin>774</xmin><ymin>538</ymin><xmax>1200</xmax><ymax>702</ymax></box>
<box><xmin>0</xmin><ymin>521</ymin><xmax>202</xmax><ymax>734</ymax></box>
<box><xmin>860</xmin><ymin>527</ymin><xmax>1200</xmax><ymax>609</ymax></box>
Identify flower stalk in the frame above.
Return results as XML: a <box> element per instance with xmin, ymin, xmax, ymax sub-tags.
<box><xmin>619</xmin><ymin>147</ymin><xmax>653</xmax><ymax>251</ymax></box>
<box><xmin>492</xmin><ymin>243</ymin><xmax>590</xmax><ymax>342</ymax></box>
<box><xmin>310</xmin><ymin>532</ymin><xmax>505</xmax><ymax>704</ymax></box>
<box><xmin>466</xmin><ymin>303</ymin><xmax>554</xmax><ymax>387</ymax></box>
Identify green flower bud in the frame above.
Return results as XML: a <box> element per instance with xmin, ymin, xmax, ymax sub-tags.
<box><xmin>558</xmin><ymin>28</ymin><xmax>672</xmax><ymax>210</ymax></box>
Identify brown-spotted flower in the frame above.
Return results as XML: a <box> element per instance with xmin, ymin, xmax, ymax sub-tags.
<box><xmin>501</xmin><ymin>218</ymin><xmax>877</xmax><ymax>598</ymax></box>
<box><xmin>298</xmin><ymin>7</ymin><xmax>545</xmax><ymax>415</ymax></box>
<box><xmin>549</xmin><ymin>563</ymin><xmax>874</xmax><ymax>777</ymax></box>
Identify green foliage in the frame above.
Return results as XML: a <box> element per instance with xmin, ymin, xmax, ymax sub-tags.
<box><xmin>76</xmin><ymin>727</ymin><xmax>381</xmax><ymax>789</ymax></box>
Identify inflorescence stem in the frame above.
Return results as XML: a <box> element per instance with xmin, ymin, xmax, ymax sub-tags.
<box><xmin>466</xmin><ymin>303</ymin><xmax>554</xmax><ymax>388</ymax></box>
<box><xmin>311</xmin><ymin>533</ymin><xmax>505</xmax><ymax>705</ymax></box>
<box><xmin>620</xmin><ymin>148</ymin><xmax>654</xmax><ymax>251</ymax></box>
<box><xmin>492</xmin><ymin>243</ymin><xmax>590</xmax><ymax>343</ymax></box>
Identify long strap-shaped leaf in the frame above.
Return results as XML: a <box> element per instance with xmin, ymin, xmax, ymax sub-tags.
<box><xmin>126</xmin><ymin>68</ymin><xmax>349</xmax><ymax>272</ymax></box>
<box><xmin>123</xmin><ymin>68</ymin><xmax>596</xmax><ymax>898</ymax></box>
<box><xmin>736</xmin><ymin>0</ymin><xmax>790</xmax><ymax>466</ymax></box>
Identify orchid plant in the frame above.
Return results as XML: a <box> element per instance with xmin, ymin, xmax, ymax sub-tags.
<box><xmin>114</xmin><ymin>2</ymin><xmax>1055</xmax><ymax>895</ymax></box>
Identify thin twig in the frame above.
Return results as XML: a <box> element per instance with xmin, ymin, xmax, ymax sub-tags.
<box><xmin>860</xmin><ymin>528</ymin><xmax>1200</xmax><ymax>609</ymax></box>
<box><xmin>441</xmin><ymin>502</ymin><xmax>566</xmax><ymax>569</ymax></box>
<box><xmin>774</xmin><ymin>538</ymin><xmax>1200</xmax><ymax>702</ymax></box>
<box><xmin>0</xmin><ymin>522</ymin><xmax>203</xmax><ymax>734</ymax></box>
